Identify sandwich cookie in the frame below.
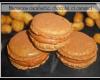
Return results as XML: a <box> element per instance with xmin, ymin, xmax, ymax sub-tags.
<box><xmin>7</xmin><ymin>30</ymin><xmax>49</xmax><ymax>70</ymax></box>
<box><xmin>58</xmin><ymin>31</ymin><xmax>98</xmax><ymax>69</ymax></box>
<box><xmin>29</xmin><ymin>13</ymin><xmax>72</xmax><ymax>51</ymax></box>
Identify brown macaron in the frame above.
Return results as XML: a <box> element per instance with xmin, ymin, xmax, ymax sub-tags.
<box><xmin>58</xmin><ymin>31</ymin><xmax>98</xmax><ymax>69</ymax></box>
<box><xmin>30</xmin><ymin>13</ymin><xmax>72</xmax><ymax>39</ymax></box>
<box><xmin>29</xmin><ymin>13</ymin><xmax>72</xmax><ymax>51</ymax></box>
<box><xmin>7</xmin><ymin>30</ymin><xmax>49</xmax><ymax>70</ymax></box>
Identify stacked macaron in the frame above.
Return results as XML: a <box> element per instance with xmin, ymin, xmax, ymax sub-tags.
<box><xmin>58</xmin><ymin>31</ymin><xmax>98</xmax><ymax>69</ymax></box>
<box><xmin>7</xmin><ymin>13</ymin><xmax>72</xmax><ymax>70</ymax></box>
<box><xmin>7</xmin><ymin>13</ymin><xmax>98</xmax><ymax>70</ymax></box>
<box><xmin>7</xmin><ymin>31</ymin><xmax>49</xmax><ymax>70</ymax></box>
<box><xmin>28</xmin><ymin>13</ymin><xmax>72</xmax><ymax>51</ymax></box>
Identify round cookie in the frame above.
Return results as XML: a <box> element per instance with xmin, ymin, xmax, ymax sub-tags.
<box><xmin>57</xmin><ymin>31</ymin><xmax>98</xmax><ymax>69</ymax></box>
<box><xmin>58</xmin><ymin>31</ymin><xmax>97</xmax><ymax>60</ymax></box>
<box><xmin>7</xmin><ymin>30</ymin><xmax>49</xmax><ymax>70</ymax></box>
<box><xmin>30</xmin><ymin>13</ymin><xmax>72</xmax><ymax>40</ymax></box>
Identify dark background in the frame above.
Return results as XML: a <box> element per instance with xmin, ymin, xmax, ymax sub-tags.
<box><xmin>1</xmin><ymin>7</ymin><xmax>100</xmax><ymax>77</ymax></box>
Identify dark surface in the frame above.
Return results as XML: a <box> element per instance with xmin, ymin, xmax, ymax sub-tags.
<box><xmin>1</xmin><ymin>12</ymin><xmax>100</xmax><ymax>77</ymax></box>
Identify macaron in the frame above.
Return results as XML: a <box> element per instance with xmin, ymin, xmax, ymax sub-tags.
<box><xmin>7</xmin><ymin>30</ymin><xmax>49</xmax><ymax>70</ymax></box>
<box><xmin>58</xmin><ymin>31</ymin><xmax>98</xmax><ymax>69</ymax></box>
<box><xmin>29</xmin><ymin>13</ymin><xmax>72</xmax><ymax>51</ymax></box>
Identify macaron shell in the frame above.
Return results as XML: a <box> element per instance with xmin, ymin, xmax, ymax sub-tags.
<box><xmin>58</xmin><ymin>47</ymin><xmax>97</xmax><ymax>60</ymax></box>
<box><xmin>57</xmin><ymin>51</ymin><xmax>96</xmax><ymax>63</ymax></box>
<box><xmin>8</xmin><ymin>30</ymin><xmax>48</xmax><ymax>58</ymax></box>
<box><xmin>31</xmin><ymin>36</ymin><xmax>69</xmax><ymax>51</ymax></box>
<box><xmin>7</xmin><ymin>45</ymin><xmax>48</xmax><ymax>61</ymax></box>
<box><xmin>57</xmin><ymin>53</ymin><xmax>97</xmax><ymax>69</ymax></box>
<box><xmin>10</xmin><ymin>55</ymin><xmax>49</xmax><ymax>70</ymax></box>
<box><xmin>30</xmin><ymin>13</ymin><xmax>72</xmax><ymax>39</ymax></box>
<box><xmin>28</xmin><ymin>29</ymin><xmax>72</xmax><ymax>45</ymax></box>
<box><xmin>9</xmin><ymin>55</ymin><xmax>49</xmax><ymax>67</ymax></box>
<box><xmin>58</xmin><ymin>32</ymin><xmax>97</xmax><ymax>60</ymax></box>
